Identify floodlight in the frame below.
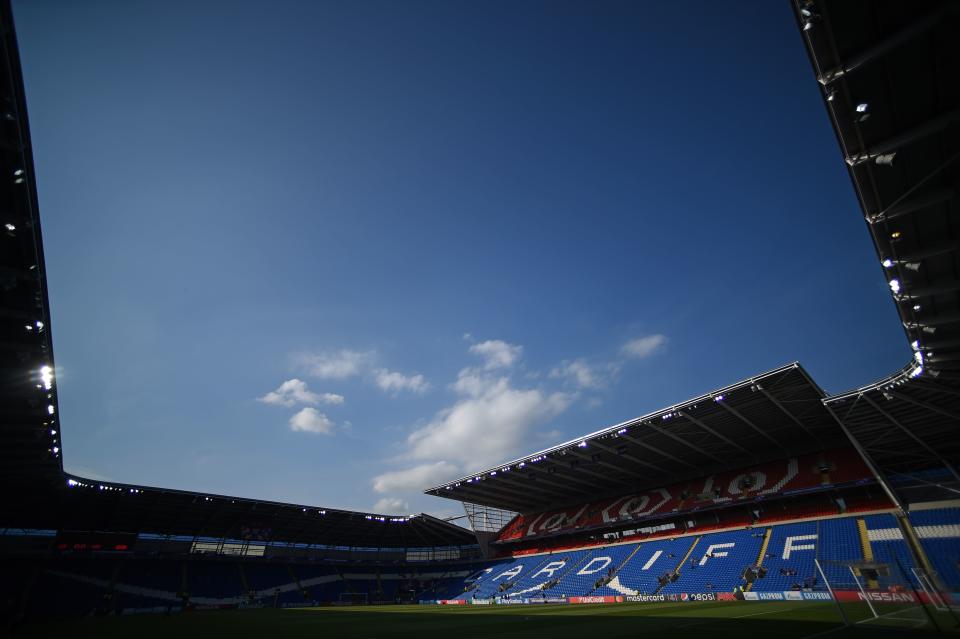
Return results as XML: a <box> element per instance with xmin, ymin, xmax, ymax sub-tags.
<box><xmin>40</xmin><ymin>365</ymin><xmax>53</xmax><ymax>390</ymax></box>
<box><xmin>875</xmin><ymin>153</ymin><xmax>896</xmax><ymax>166</ymax></box>
<box><xmin>888</xmin><ymin>279</ymin><xmax>900</xmax><ymax>294</ymax></box>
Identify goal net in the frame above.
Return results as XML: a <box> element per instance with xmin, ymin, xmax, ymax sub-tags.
<box><xmin>815</xmin><ymin>558</ymin><xmax>955</xmax><ymax>632</ymax></box>
<box><xmin>338</xmin><ymin>592</ymin><xmax>369</xmax><ymax>605</ymax></box>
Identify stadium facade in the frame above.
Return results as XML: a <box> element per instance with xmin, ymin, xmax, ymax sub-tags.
<box><xmin>1</xmin><ymin>0</ymin><xmax>959</xmax><ymax>621</ymax></box>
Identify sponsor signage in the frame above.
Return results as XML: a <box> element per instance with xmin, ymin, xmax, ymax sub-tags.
<box><xmin>717</xmin><ymin>593</ymin><xmax>737</xmax><ymax>601</ymax></box>
<box><xmin>833</xmin><ymin>590</ymin><xmax>917</xmax><ymax>604</ymax></box>
<box><xmin>470</xmin><ymin>599</ymin><xmax>493</xmax><ymax>605</ymax></box>
<box><xmin>740</xmin><ymin>591</ymin><xmax>833</xmax><ymax>602</ymax></box>
<box><xmin>686</xmin><ymin>593</ymin><xmax>717</xmax><ymax>602</ymax></box>
<box><xmin>568</xmin><ymin>596</ymin><xmax>624</xmax><ymax>604</ymax></box>
<box><xmin>758</xmin><ymin>592</ymin><xmax>785</xmax><ymax>601</ymax></box>
<box><xmin>625</xmin><ymin>594</ymin><xmax>666</xmax><ymax>603</ymax></box>
<box><xmin>437</xmin><ymin>599</ymin><xmax>468</xmax><ymax>605</ymax></box>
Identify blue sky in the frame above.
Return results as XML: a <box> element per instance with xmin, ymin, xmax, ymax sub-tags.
<box><xmin>14</xmin><ymin>0</ymin><xmax>907</xmax><ymax>518</ymax></box>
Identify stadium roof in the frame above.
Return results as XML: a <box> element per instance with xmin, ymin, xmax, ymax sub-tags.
<box><xmin>0</xmin><ymin>0</ymin><xmax>474</xmax><ymax>549</ymax></box>
<box><xmin>795</xmin><ymin>0</ymin><xmax>960</xmax><ymax>490</ymax></box>
<box><xmin>425</xmin><ymin>362</ymin><xmax>846</xmax><ymax>513</ymax></box>
<box><xmin>426</xmin><ymin>0</ymin><xmax>960</xmax><ymax>515</ymax></box>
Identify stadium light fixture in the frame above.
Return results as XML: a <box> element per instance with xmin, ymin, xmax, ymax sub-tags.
<box><xmin>888</xmin><ymin>279</ymin><xmax>900</xmax><ymax>294</ymax></box>
<box><xmin>67</xmin><ymin>479</ymin><xmax>78</xmax><ymax>487</ymax></box>
<box><xmin>911</xmin><ymin>340</ymin><xmax>920</xmax><ymax>351</ymax></box>
<box><xmin>47</xmin><ymin>404</ymin><xmax>55</xmax><ymax>415</ymax></box>
<box><xmin>577</xmin><ymin>441</ymin><xmax>588</xmax><ymax>448</ymax></box>
<box><xmin>912</xmin><ymin>304</ymin><xmax>921</xmax><ymax>311</ymax></box>
<box><xmin>4</xmin><ymin>223</ymin><xmax>13</xmax><ymax>231</ymax></box>
<box><xmin>855</xmin><ymin>103</ymin><xmax>870</xmax><ymax>123</ymax></box>
<box><xmin>881</xmin><ymin>258</ymin><xmax>893</xmax><ymax>268</ymax></box>
<box><xmin>875</xmin><ymin>153</ymin><xmax>896</xmax><ymax>166</ymax></box>
<box><xmin>713</xmin><ymin>394</ymin><xmax>725</xmax><ymax>402</ymax></box>
<box><xmin>909</xmin><ymin>366</ymin><xmax>923</xmax><ymax>378</ymax></box>
<box><xmin>40</xmin><ymin>365</ymin><xmax>53</xmax><ymax>390</ymax></box>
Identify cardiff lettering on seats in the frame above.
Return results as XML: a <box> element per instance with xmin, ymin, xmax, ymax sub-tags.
<box><xmin>493</xmin><ymin>565</ymin><xmax>524</xmax><ymax>581</ymax></box>
<box><xmin>699</xmin><ymin>543</ymin><xmax>735</xmax><ymax>566</ymax></box>
<box><xmin>577</xmin><ymin>557</ymin><xmax>613</xmax><ymax>575</ymax></box>
<box><xmin>531</xmin><ymin>561</ymin><xmax>566</xmax><ymax>579</ymax></box>
<box><xmin>782</xmin><ymin>534</ymin><xmax>817</xmax><ymax>560</ymax></box>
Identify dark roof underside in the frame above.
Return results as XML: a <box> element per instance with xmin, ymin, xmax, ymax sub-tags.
<box><xmin>426</xmin><ymin>363</ymin><xmax>846</xmax><ymax>513</ymax></box>
<box><xmin>798</xmin><ymin>0</ymin><xmax>960</xmax><ymax>481</ymax></box>
<box><xmin>0</xmin><ymin>1</ymin><xmax>473</xmax><ymax>550</ymax></box>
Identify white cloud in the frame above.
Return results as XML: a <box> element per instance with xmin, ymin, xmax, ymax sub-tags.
<box><xmin>374</xmin><ymin>368</ymin><xmax>430</xmax><ymax>395</ymax></box>
<box><xmin>258</xmin><ymin>378</ymin><xmax>344</xmax><ymax>407</ymax></box>
<box><xmin>549</xmin><ymin>359</ymin><xmax>617</xmax><ymax>390</ymax></box>
<box><xmin>408</xmin><ymin>373</ymin><xmax>572</xmax><ymax>471</ymax></box>
<box><xmin>621</xmin><ymin>334</ymin><xmax>667</xmax><ymax>359</ymax></box>
<box><xmin>295</xmin><ymin>349</ymin><xmax>374</xmax><ymax>379</ymax></box>
<box><xmin>469</xmin><ymin>339</ymin><xmax>522</xmax><ymax>370</ymax></box>
<box><xmin>372</xmin><ymin>461</ymin><xmax>461</xmax><ymax>493</ymax></box>
<box><xmin>373</xmin><ymin>497</ymin><xmax>410</xmax><ymax>514</ymax></box>
<box><xmin>289</xmin><ymin>407</ymin><xmax>335</xmax><ymax>434</ymax></box>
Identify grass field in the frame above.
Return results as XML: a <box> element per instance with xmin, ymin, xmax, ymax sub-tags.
<box><xmin>13</xmin><ymin>601</ymin><xmax>960</xmax><ymax>639</ymax></box>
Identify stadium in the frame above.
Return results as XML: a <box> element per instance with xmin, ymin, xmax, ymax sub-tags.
<box><xmin>1</xmin><ymin>0</ymin><xmax>959</xmax><ymax>637</ymax></box>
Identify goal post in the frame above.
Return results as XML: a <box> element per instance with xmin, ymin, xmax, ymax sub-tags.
<box><xmin>338</xmin><ymin>592</ymin><xmax>369</xmax><ymax>605</ymax></box>
<box><xmin>815</xmin><ymin>558</ymin><xmax>950</xmax><ymax>631</ymax></box>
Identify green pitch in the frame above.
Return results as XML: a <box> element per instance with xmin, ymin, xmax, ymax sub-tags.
<box><xmin>15</xmin><ymin>601</ymin><xmax>959</xmax><ymax>639</ymax></box>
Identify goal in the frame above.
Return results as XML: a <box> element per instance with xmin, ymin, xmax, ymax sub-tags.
<box><xmin>814</xmin><ymin>558</ymin><xmax>955</xmax><ymax>632</ymax></box>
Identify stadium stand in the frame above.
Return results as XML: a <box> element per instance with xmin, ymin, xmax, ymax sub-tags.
<box><xmin>661</xmin><ymin>529</ymin><xmax>762</xmax><ymax>595</ymax></box>
<box><xmin>2</xmin><ymin>0</ymin><xmax>959</xmax><ymax>626</ymax></box>
<box><xmin>909</xmin><ymin>508</ymin><xmax>960</xmax><ymax>590</ymax></box>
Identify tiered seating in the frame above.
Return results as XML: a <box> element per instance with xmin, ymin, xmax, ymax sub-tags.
<box><xmin>455</xmin><ymin>556</ymin><xmax>531</xmax><ymax>600</ymax></box>
<box><xmin>662</xmin><ymin>529</ymin><xmax>762</xmax><ymax>594</ymax></box>
<box><xmin>187</xmin><ymin>560</ymin><xmax>243</xmax><ymax>599</ymax></box>
<box><xmin>499</xmin><ymin>449</ymin><xmax>873</xmax><ymax>543</ymax></box>
<box><xmin>596</xmin><ymin>537</ymin><xmax>695</xmax><ymax>596</ymax></box>
<box><xmin>753</xmin><ymin>522</ymin><xmax>819</xmax><ymax>592</ymax></box>
<box><xmin>503</xmin><ymin>550</ymin><xmax>590</xmax><ymax>598</ymax></box>
<box><xmin>120</xmin><ymin>558</ymin><xmax>182</xmax><ymax>593</ymax></box>
<box><xmin>548</xmin><ymin>543</ymin><xmax>638</xmax><ymax>596</ymax></box>
<box><xmin>817</xmin><ymin>517</ymin><xmax>862</xmax><ymax>587</ymax></box>
<box><xmin>908</xmin><ymin>508</ymin><xmax>960</xmax><ymax>590</ymax></box>
<box><xmin>245</xmin><ymin>562</ymin><xmax>293</xmax><ymax>594</ymax></box>
<box><xmin>863</xmin><ymin>514</ymin><xmax>917</xmax><ymax>587</ymax></box>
